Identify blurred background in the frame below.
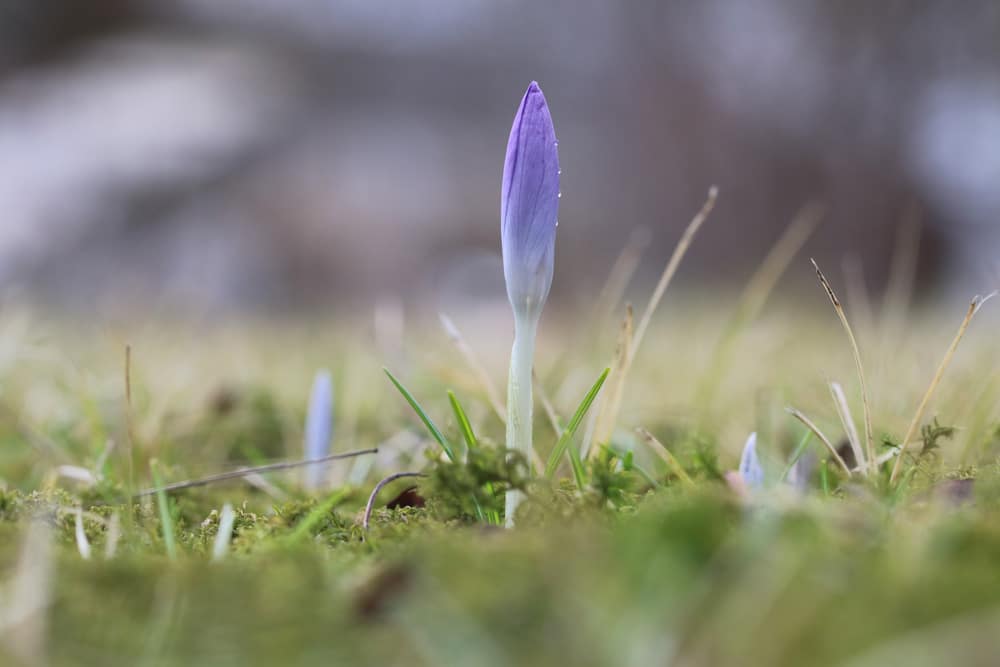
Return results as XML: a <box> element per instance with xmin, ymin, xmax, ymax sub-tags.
<box><xmin>0</xmin><ymin>0</ymin><xmax>998</xmax><ymax>317</ymax></box>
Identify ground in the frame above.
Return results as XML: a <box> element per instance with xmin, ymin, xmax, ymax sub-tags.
<box><xmin>0</xmin><ymin>290</ymin><xmax>998</xmax><ymax>666</ymax></box>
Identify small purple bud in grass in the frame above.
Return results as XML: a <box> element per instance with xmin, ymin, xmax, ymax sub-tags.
<box><xmin>502</xmin><ymin>81</ymin><xmax>560</xmax><ymax>526</ymax></box>
<box><xmin>739</xmin><ymin>432</ymin><xmax>764</xmax><ymax>490</ymax></box>
<box><xmin>501</xmin><ymin>81</ymin><xmax>560</xmax><ymax>322</ymax></box>
<box><xmin>303</xmin><ymin>370</ymin><xmax>333</xmax><ymax>490</ymax></box>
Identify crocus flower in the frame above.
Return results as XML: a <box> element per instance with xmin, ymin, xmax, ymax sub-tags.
<box><xmin>738</xmin><ymin>432</ymin><xmax>764</xmax><ymax>490</ymax></box>
<box><xmin>727</xmin><ymin>432</ymin><xmax>815</xmax><ymax>499</ymax></box>
<box><xmin>502</xmin><ymin>81</ymin><xmax>560</xmax><ymax>526</ymax></box>
<box><xmin>303</xmin><ymin>370</ymin><xmax>333</xmax><ymax>490</ymax></box>
<box><xmin>501</xmin><ymin>81</ymin><xmax>560</xmax><ymax>321</ymax></box>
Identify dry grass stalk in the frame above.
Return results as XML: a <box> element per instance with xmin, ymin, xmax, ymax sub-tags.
<box><xmin>134</xmin><ymin>448</ymin><xmax>378</xmax><ymax>496</ymax></box>
<box><xmin>636</xmin><ymin>427</ymin><xmax>695</xmax><ymax>487</ymax></box>
<box><xmin>889</xmin><ymin>293</ymin><xmax>995</xmax><ymax>483</ymax></box>
<box><xmin>586</xmin><ymin>188</ymin><xmax>718</xmax><ymax>456</ymax></box>
<box><xmin>591</xmin><ymin>227</ymin><xmax>650</xmax><ymax>334</ymax></box>
<box><xmin>586</xmin><ymin>303</ymin><xmax>633</xmax><ymax>458</ymax></box>
<box><xmin>439</xmin><ymin>314</ymin><xmax>507</xmax><ymax>422</ymax></box>
<box><xmin>696</xmin><ymin>203</ymin><xmax>821</xmax><ymax>408</ymax></box>
<box><xmin>786</xmin><ymin>407</ymin><xmax>852</xmax><ymax>476</ymax></box>
<box><xmin>811</xmin><ymin>259</ymin><xmax>875</xmax><ymax>474</ymax></box>
<box><xmin>631</xmin><ymin>187</ymin><xmax>718</xmax><ymax>354</ymax></box>
<box><xmin>828</xmin><ymin>381</ymin><xmax>866</xmax><ymax>474</ymax></box>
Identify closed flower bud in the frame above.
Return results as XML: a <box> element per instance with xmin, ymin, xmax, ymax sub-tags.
<box><xmin>303</xmin><ymin>370</ymin><xmax>333</xmax><ymax>490</ymax></box>
<box><xmin>739</xmin><ymin>432</ymin><xmax>764</xmax><ymax>490</ymax></box>
<box><xmin>501</xmin><ymin>81</ymin><xmax>560</xmax><ymax>322</ymax></box>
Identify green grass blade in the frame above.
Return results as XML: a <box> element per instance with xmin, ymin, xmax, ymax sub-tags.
<box><xmin>447</xmin><ymin>390</ymin><xmax>497</xmax><ymax>523</ymax></box>
<box><xmin>780</xmin><ymin>430</ymin><xmax>813</xmax><ymax>481</ymax></box>
<box><xmin>447</xmin><ymin>390</ymin><xmax>477</xmax><ymax>450</ymax></box>
<box><xmin>149</xmin><ymin>460</ymin><xmax>177</xmax><ymax>560</ymax></box>
<box><xmin>546</xmin><ymin>368</ymin><xmax>610</xmax><ymax>478</ymax></box>
<box><xmin>384</xmin><ymin>367</ymin><xmax>457</xmax><ymax>462</ymax></box>
<box><xmin>567</xmin><ymin>440</ymin><xmax>587</xmax><ymax>490</ymax></box>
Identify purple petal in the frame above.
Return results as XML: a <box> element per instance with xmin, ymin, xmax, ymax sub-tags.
<box><xmin>739</xmin><ymin>432</ymin><xmax>764</xmax><ymax>490</ymax></box>
<box><xmin>501</xmin><ymin>81</ymin><xmax>560</xmax><ymax>319</ymax></box>
<box><xmin>303</xmin><ymin>370</ymin><xmax>333</xmax><ymax>490</ymax></box>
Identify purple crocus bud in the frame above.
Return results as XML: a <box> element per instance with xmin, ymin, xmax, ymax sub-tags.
<box><xmin>303</xmin><ymin>370</ymin><xmax>333</xmax><ymax>490</ymax></box>
<box><xmin>739</xmin><ymin>432</ymin><xmax>764</xmax><ymax>490</ymax></box>
<box><xmin>501</xmin><ymin>81</ymin><xmax>560</xmax><ymax>322</ymax></box>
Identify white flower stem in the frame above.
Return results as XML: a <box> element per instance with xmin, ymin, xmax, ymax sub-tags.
<box><xmin>505</xmin><ymin>315</ymin><xmax>537</xmax><ymax>527</ymax></box>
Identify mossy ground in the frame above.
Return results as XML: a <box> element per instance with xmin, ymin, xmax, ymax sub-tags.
<box><xmin>0</xmin><ymin>298</ymin><xmax>999</xmax><ymax>666</ymax></box>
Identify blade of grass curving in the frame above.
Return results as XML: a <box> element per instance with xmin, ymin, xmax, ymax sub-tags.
<box><xmin>889</xmin><ymin>293</ymin><xmax>995</xmax><ymax>483</ymax></box>
<box><xmin>384</xmin><ymin>367</ymin><xmax>456</xmax><ymax>462</ymax></box>
<box><xmin>149</xmin><ymin>460</ymin><xmax>177</xmax><ymax>560</ymax></box>
<box><xmin>811</xmin><ymin>259</ymin><xmax>875</xmax><ymax>473</ymax></box>
<box><xmin>447</xmin><ymin>390</ymin><xmax>477</xmax><ymax>451</ymax></box>
<box><xmin>631</xmin><ymin>461</ymin><xmax>660</xmax><ymax>489</ymax></box>
<box><xmin>546</xmin><ymin>368</ymin><xmax>610</xmax><ymax>478</ymax></box>
<box><xmin>567</xmin><ymin>440</ymin><xmax>587</xmax><ymax>490</ymax></box>
<box><xmin>786</xmin><ymin>407</ymin><xmax>852</xmax><ymax>476</ymax></box>
<box><xmin>444</xmin><ymin>391</ymin><xmax>498</xmax><ymax>522</ymax></box>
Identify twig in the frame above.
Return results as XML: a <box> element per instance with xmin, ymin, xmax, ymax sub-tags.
<box><xmin>811</xmin><ymin>259</ymin><xmax>875</xmax><ymax>474</ymax></box>
<box><xmin>133</xmin><ymin>448</ymin><xmax>377</xmax><ymax>497</ymax></box>
<box><xmin>786</xmin><ymin>407</ymin><xmax>852</xmax><ymax>476</ymax></box>
<box><xmin>889</xmin><ymin>293</ymin><xmax>995</xmax><ymax>483</ymax></box>
<box><xmin>362</xmin><ymin>472</ymin><xmax>426</xmax><ymax>531</ymax></box>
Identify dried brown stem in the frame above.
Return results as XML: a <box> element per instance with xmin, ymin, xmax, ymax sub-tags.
<box><xmin>362</xmin><ymin>472</ymin><xmax>426</xmax><ymax>531</ymax></box>
<box><xmin>133</xmin><ymin>448</ymin><xmax>378</xmax><ymax>497</ymax></box>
